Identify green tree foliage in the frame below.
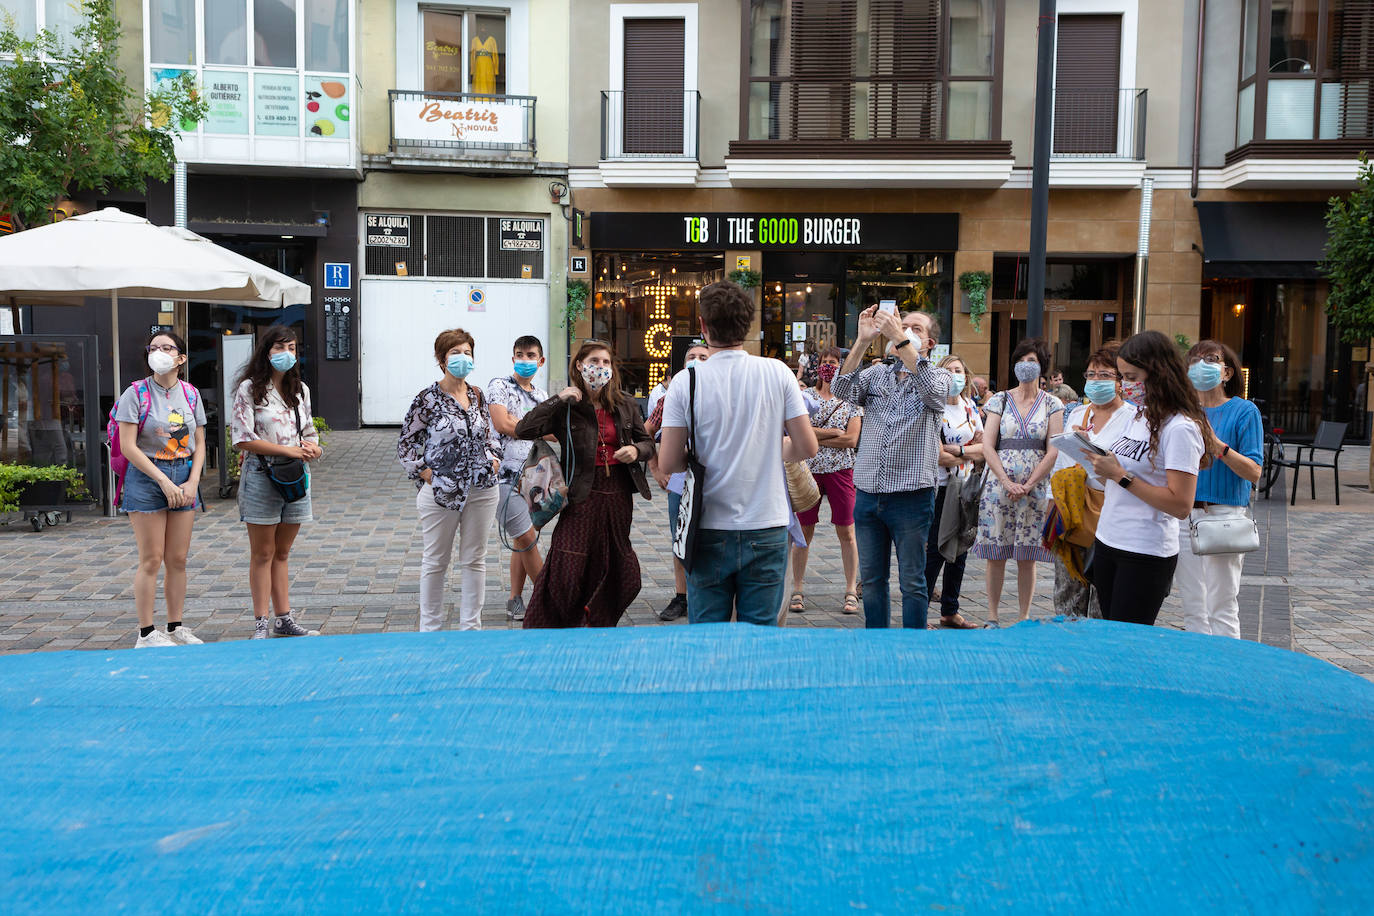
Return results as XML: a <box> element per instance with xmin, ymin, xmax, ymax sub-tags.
<box><xmin>0</xmin><ymin>0</ymin><xmax>205</xmax><ymax>231</ymax></box>
<box><xmin>1320</xmin><ymin>154</ymin><xmax>1374</xmax><ymax>345</ymax></box>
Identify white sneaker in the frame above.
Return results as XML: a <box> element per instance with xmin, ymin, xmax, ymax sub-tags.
<box><xmin>135</xmin><ymin>629</ymin><xmax>176</xmax><ymax>649</ymax></box>
<box><xmin>167</xmin><ymin>625</ymin><xmax>203</xmax><ymax>645</ymax></box>
<box><xmin>251</xmin><ymin>617</ymin><xmax>270</xmax><ymax>639</ymax></box>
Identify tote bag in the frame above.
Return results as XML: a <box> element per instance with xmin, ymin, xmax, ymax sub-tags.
<box><xmin>672</xmin><ymin>366</ymin><xmax>706</xmax><ymax>571</ymax></box>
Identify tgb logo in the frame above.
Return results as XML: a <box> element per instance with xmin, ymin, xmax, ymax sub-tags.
<box><xmin>683</xmin><ymin>216</ymin><xmax>710</xmax><ymax>244</ymax></box>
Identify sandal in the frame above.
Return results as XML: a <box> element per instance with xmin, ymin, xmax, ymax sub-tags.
<box><xmin>842</xmin><ymin>593</ymin><xmax>859</xmax><ymax>615</ymax></box>
<box><xmin>940</xmin><ymin>614</ymin><xmax>980</xmax><ymax>629</ymax></box>
<box><xmin>789</xmin><ymin>593</ymin><xmax>806</xmax><ymax>613</ymax></box>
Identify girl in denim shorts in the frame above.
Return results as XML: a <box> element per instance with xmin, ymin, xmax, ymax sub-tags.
<box><xmin>115</xmin><ymin>331</ymin><xmax>207</xmax><ymax>649</ymax></box>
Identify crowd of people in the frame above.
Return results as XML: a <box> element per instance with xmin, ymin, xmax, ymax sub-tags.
<box><xmin>114</xmin><ymin>278</ymin><xmax>1264</xmax><ymax>646</ymax></box>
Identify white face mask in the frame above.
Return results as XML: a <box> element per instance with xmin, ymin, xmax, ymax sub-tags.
<box><xmin>148</xmin><ymin>350</ymin><xmax>178</xmax><ymax>374</ymax></box>
<box><xmin>581</xmin><ymin>363</ymin><xmax>612</xmax><ymax>392</ymax></box>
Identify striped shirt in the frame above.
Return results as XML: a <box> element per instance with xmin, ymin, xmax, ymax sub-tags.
<box><xmin>831</xmin><ymin>357</ymin><xmax>951</xmax><ymax>494</ymax></box>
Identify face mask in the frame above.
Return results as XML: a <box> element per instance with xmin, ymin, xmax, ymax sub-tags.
<box><xmin>270</xmin><ymin>351</ymin><xmax>297</xmax><ymax>372</ymax></box>
<box><xmin>905</xmin><ymin>328</ymin><xmax>923</xmax><ymax>350</ymax></box>
<box><xmin>581</xmin><ymin>363</ymin><xmax>612</xmax><ymax>392</ymax></box>
<box><xmin>817</xmin><ymin>363</ymin><xmax>838</xmax><ymax>384</ymax></box>
<box><xmin>1121</xmin><ymin>378</ymin><xmax>1146</xmax><ymax>406</ymax></box>
<box><xmin>1083</xmin><ymin>379</ymin><xmax>1118</xmax><ymax>405</ymax></box>
<box><xmin>447</xmin><ymin>353</ymin><xmax>474</xmax><ymax>379</ymax></box>
<box><xmin>948</xmin><ymin>372</ymin><xmax>966</xmax><ymax>396</ymax></box>
<box><xmin>1188</xmin><ymin>361</ymin><xmax>1224</xmax><ymax>391</ymax></box>
<box><xmin>513</xmin><ymin>360</ymin><xmax>539</xmax><ymax>378</ymax></box>
<box><xmin>1013</xmin><ymin>360</ymin><xmax>1041</xmax><ymax>384</ymax></box>
<box><xmin>147</xmin><ymin>350</ymin><xmax>178</xmax><ymax>374</ymax></box>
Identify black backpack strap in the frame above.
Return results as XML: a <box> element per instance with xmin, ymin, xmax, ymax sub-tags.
<box><xmin>687</xmin><ymin>365</ymin><xmax>697</xmax><ymax>461</ymax></box>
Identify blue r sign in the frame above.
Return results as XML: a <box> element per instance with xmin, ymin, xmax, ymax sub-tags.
<box><xmin>324</xmin><ymin>263</ymin><xmax>351</xmax><ymax>290</ymax></box>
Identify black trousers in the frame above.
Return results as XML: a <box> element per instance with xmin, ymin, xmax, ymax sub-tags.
<box><xmin>1090</xmin><ymin>539</ymin><xmax>1178</xmax><ymax>626</ymax></box>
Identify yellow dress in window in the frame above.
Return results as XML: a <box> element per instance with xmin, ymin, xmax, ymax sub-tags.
<box><xmin>471</xmin><ymin>36</ymin><xmax>500</xmax><ymax>95</ymax></box>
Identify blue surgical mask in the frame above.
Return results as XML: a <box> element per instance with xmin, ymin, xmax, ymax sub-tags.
<box><xmin>269</xmin><ymin>351</ymin><xmax>297</xmax><ymax>372</ymax></box>
<box><xmin>1013</xmin><ymin>360</ymin><xmax>1041</xmax><ymax>384</ymax></box>
<box><xmin>447</xmin><ymin>353</ymin><xmax>474</xmax><ymax>379</ymax></box>
<box><xmin>948</xmin><ymin>373</ymin><xmax>966</xmax><ymax>396</ymax></box>
<box><xmin>1083</xmin><ymin>379</ymin><xmax>1118</xmax><ymax>405</ymax></box>
<box><xmin>1188</xmin><ymin>361</ymin><xmax>1224</xmax><ymax>392</ymax></box>
<box><xmin>513</xmin><ymin>360</ymin><xmax>539</xmax><ymax>378</ymax></box>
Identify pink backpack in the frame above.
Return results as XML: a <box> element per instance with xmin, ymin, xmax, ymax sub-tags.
<box><xmin>107</xmin><ymin>378</ymin><xmax>200</xmax><ymax>505</ymax></box>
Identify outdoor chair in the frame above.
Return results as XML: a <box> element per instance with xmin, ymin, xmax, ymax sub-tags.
<box><xmin>1276</xmin><ymin>421</ymin><xmax>1348</xmax><ymax>506</ymax></box>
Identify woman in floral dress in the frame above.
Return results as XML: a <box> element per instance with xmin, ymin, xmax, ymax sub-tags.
<box><xmin>972</xmin><ymin>337</ymin><xmax>1063</xmax><ymax>625</ymax></box>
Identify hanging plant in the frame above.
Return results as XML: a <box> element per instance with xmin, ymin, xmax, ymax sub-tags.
<box><xmin>728</xmin><ymin>269</ymin><xmax>761</xmax><ymax>290</ymax></box>
<box><xmin>563</xmin><ymin>280</ymin><xmax>590</xmax><ymax>328</ymax></box>
<box><xmin>958</xmin><ymin>270</ymin><xmax>992</xmax><ymax>332</ymax></box>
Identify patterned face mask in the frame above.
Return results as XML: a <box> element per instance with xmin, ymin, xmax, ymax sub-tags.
<box><xmin>581</xmin><ymin>363</ymin><xmax>613</xmax><ymax>392</ymax></box>
<box><xmin>817</xmin><ymin>363</ymin><xmax>838</xmax><ymax>383</ymax></box>
<box><xmin>1121</xmin><ymin>378</ymin><xmax>1146</xmax><ymax>406</ymax></box>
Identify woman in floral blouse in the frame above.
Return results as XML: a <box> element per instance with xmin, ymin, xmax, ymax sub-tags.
<box><xmin>790</xmin><ymin>346</ymin><xmax>863</xmax><ymax>615</ymax></box>
<box><xmin>397</xmin><ymin>328</ymin><xmax>502</xmax><ymax>631</ymax></box>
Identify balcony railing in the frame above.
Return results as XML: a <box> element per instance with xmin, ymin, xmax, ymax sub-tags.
<box><xmin>600</xmin><ymin>90</ymin><xmax>701</xmax><ymax>160</ymax></box>
<box><xmin>388</xmin><ymin>89</ymin><xmax>536</xmax><ymax>157</ymax></box>
<box><xmin>1052</xmin><ymin>88</ymin><xmax>1147</xmax><ymax>160</ymax></box>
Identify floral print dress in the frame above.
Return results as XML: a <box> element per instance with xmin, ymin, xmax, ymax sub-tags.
<box><xmin>971</xmin><ymin>390</ymin><xmax>1063</xmax><ymax>562</ymax></box>
<box><xmin>397</xmin><ymin>382</ymin><xmax>500</xmax><ymax>512</ymax></box>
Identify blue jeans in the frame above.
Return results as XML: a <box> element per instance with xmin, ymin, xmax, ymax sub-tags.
<box><xmin>854</xmin><ymin>487</ymin><xmax>937</xmax><ymax>629</ymax></box>
<box><xmin>686</xmin><ymin>527</ymin><xmax>788</xmax><ymax>626</ymax></box>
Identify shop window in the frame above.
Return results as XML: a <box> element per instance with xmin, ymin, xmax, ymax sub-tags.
<box><xmin>422</xmin><ymin>8</ymin><xmax>508</xmax><ymax>96</ymax></box>
<box><xmin>592</xmin><ymin>253</ymin><xmax>725</xmax><ymax>395</ymax></box>
<box><xmin>150</xmin><ymin>0</ymin><xmax>197</xmax><ymax>66</ymax></box>
<box><xmin>992</xmin><ymin>258</ymin><xmax>1119</xmax><ymax>301</ymax></box>
<box><xmin>363</xmin><ymin>213</ymin><xmax>544</xmax><ymax>280</ymax></box>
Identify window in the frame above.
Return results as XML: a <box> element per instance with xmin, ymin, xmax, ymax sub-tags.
<box><xmin>1053</xmin><ymin>15</ymin><xmax>1123</xmax><ymax>155</ymax></box>
<box><xmin>745</xmin><ymin>0</ymin><xmax>1001</xmax><ymax>142</ymax></box>
<box><xmin>422</xmin><ymin>8</ymin><xmax>508</xmax><ymax>96</ymax></box>
<box><xmin>255</xmin><ymin>0</ymin><xmax>297</xmax><ymax>68</ymax></box>
<box><xmin>992</xmin><ymin>258</ymin><xmax>1119</xmax><ymax>301</ymax></box>
<box><xmin>150</xmin><ymin>0</ymin><xmax>196</xmax><ymax>66</ymax></box>
<box><xmin>150</xmin><ymin>0</ymin><xmax>350</xmax><ymax>72</ymax></box>
<box><xmin>363</xmin><ymin>213</ymin><xmax>544</xmax><ymax>279</ymax></box>
<box><xmin>1235</xmin><ymin>0</ymin><xmax>1373</xmax><ymax>144</ymax></box>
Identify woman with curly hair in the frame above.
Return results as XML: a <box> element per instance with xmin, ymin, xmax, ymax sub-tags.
<box><xmin>1086</xmin><ymin>330</ymin><xmax>1216</xmax><ymax>626</ymax></box>
<box><xmin>397</xmin><ymin>328</ymin><xmax>502</xmax><ymax>631</ymax></box>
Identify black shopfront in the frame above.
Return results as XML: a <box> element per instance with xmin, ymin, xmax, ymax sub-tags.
<box><xmin>591</xmin><ymin>212</ymin><xmax>958</xmax><ymax>396</ymax></box>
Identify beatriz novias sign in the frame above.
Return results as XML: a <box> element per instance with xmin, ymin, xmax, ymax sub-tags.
<box><xmin>393</xmin><ymin>96</ymin><xmax>528</xmax><ymax>146</ymax></box>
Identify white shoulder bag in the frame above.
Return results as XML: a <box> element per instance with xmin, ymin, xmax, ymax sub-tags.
<box><xmin>1188</xmin><ymin>505</ymin><xmax>1259</xmax><ymax>556</ymax></box>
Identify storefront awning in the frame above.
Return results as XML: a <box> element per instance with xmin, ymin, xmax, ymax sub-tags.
<box><xmin>1194</xmin><ymin>201</ymin><xmax>1330</xmax><ymax>279</ymax></box>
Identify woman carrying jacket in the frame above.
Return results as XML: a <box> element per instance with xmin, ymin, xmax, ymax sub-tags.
<box><xmin>515</xmin><ymin>340</ymin><xmax>654</xmax><ymax>628</ymax></box>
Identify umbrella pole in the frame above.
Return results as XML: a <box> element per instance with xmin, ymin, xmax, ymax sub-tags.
<box><xmin>106</xmin><ymin>290</ymin><xmax>120</xmax><ymax>518</ymax></box>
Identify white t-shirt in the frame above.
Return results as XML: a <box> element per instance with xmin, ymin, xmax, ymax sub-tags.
<box><xmin>1096</xmin><ymin>408</ymin><xmax>1205</xmax><ymax>557</ymax></box>
<box><xmin>1052</xmin><ymin>402</ymin><xmax>1133</xmax><ymax>492</ymax></box>
<box><xmin>662</xmin><ymin>350</ymin><xmax>809</xmax><ymax>530</ymax></box>
<box><xmin>937</xmin><ymin>397</ymin><xmax>983</xmax><ymax>486</ymax></box>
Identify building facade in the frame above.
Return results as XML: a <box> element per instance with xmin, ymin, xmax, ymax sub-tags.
<box><xmin>567</xmin><ymin>0</ymin><xmax>1371</xmax><ymax>440</ymax></box>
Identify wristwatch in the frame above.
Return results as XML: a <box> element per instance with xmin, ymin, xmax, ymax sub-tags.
<box><xmin>894</xmin><ymin>338</ymin><xmax>912</xmax><ymax>351</ymax></box>
<box><xmin>1118</xmin><ymin>472</ymin><xmax>1136</xmax><ymax>490</ymax></box>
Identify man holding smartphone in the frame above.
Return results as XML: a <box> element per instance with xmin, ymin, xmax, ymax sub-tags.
<box><xmin>832</xmin><ymin>307</ymin><xmax>952</xmax><ymax>629</ymax></box>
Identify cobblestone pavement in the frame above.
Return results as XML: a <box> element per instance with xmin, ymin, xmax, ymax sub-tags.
<box><xmin>1</xmin><ymin>430</ymin><xmax>1370</xmax><ymax>679</ymax></box>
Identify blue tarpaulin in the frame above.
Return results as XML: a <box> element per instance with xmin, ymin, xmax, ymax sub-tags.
<box><xmin>2</xmin><ymin>620</ymin><xmax>1371</xmax><ymax>913</ymax></box>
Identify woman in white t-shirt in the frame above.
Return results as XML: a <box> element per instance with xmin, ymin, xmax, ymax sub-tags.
<box><xmin>924</xmin><ymin>355</ymin><xmax>984</xmax><ymax>628</ymax></box>
<box><xmin>1086</xmin><ymin>331</ymin><xmax>1216</xmax><ymax>626</ymax></box>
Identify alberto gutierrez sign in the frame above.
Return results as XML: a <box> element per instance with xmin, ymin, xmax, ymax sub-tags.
<box><xmin>591</xmin><ymin>212</ymin><xmax>958</xmax><ymax>252</ymax></box>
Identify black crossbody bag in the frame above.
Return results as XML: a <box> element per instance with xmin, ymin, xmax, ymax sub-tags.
<box><xmin>671</xmin><ymin>365</ymin><xmax>706</xmax><ymax>571</ymax></box>
<box><xmin>262</xmin><ymin>401</ymin><xmax>309</xmax><ymax>503</ymax></box>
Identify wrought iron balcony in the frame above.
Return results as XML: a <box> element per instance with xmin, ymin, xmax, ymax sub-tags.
<box><xmin>1051</xmin><ymin>88</ymin><xmax>1147</xmax><ymax>160</ymax></box>
<box><xmin>600</xmin><ymin>90</ymin><xmax>701</xmax><ymax>160</ymax></box>
<box><xmin>388</xmin><ymin>89</ymin><xmax>536</xmax><ymax>158</ymax></box>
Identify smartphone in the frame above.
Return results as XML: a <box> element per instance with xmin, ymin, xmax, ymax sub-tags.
<box><xmin>878</xmin><ymin>300</ymin><xmax>897</xmax><ymax>315</ymax></box>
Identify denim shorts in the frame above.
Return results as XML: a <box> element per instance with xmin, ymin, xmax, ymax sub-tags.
<box><xmin>122</xmin><ymin>459</ymin><xmax>196</xmax><ymax>513</ymax></box>
<box><xmin>238</xmin><ymin>455</ymin><xmax>312</xmax><ymax>525</ymax></box>
<box><xmin>497</xmin><ymin>477</ymin><xmax>534</xmax><ymax>538</ymax></box>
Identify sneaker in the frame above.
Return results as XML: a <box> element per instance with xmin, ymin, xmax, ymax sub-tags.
<box><xmin>167</xmin><ymin>625</ymin><xmax>203</xmax><ymax>645</ymax></box>
<box><xmin>658</xmin><ymin>594</ymin><xmax>688</xmax><ymax>621</ymax></box>
<box><xmin>271</xmin><ymin>613</ymin><xmax>320</xmax><ymax>637</ymax></box>
<box><xmin>506</xmin><ymin>596</ymin><xmax>527</xmax><ymax>622</ymax></box>
<box><xmin>251</xmin><ymin>617</ymin><xmax>270</xmax><ymax>639</ymax></box>
<box><xmin>135</xmin><ymin>629</ymin><xmax>176</xmax><ymax>649</ymax></box>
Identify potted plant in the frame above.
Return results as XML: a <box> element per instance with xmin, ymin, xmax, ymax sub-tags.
<box><xmin>0</xmin><ymin>463</ymin><xmax>86</xmax><ymax>514</ymax></box>
<box><xmin>563</xmin><ymin>280</ymin><xmax>590</xmax><ymax>328</ymax></box>
<box><xmin>728</xmin><ymin>268</ymin><xmax>761</xmax><ymax>290</ymax></box>
<box><xmin>958</xmin><ymin>270</ymin><xmax>992</xmax><ymax>332</ymax></box>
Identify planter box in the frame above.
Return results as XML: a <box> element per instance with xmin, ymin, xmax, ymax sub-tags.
<box><xmin>16</xmin><ymin>480</ymin><xmax>65</xmax><ymax>508</ymax></box>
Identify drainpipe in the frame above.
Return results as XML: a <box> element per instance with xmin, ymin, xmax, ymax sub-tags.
<box><xmin>173</xmin><ymin>162</ymin><xmax>188</xmax><ymax>342</ymax></box>
<box><xmin>1133</xmin><ymin>177</ymin><xmax>1155</xmax><ymax>333</ymax></box>
<box><xmin>1191</xmin><ymin>0</ymin><xmax>1206</xmax><ymax>198</ymax></box>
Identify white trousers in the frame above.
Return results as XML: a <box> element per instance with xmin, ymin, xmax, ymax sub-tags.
<box><xmin>1175</xmin><ymin>507</ymin><xmax>1246</xmax><ymax>639</ymax></box>
<box><xmin>416</xmin><ymin>482</ymin><xmax>500</xmax><ymax>631</ymax></box>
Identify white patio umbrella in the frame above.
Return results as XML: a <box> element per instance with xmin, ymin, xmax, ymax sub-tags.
<box><xmin>0</xmin><ymin>207</ymin><xmax>311</xmax><ymax>385</ymax></box>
